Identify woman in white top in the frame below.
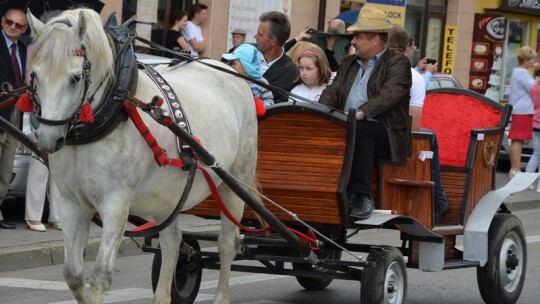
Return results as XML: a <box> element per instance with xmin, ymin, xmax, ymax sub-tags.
<box><xmin>508</xmin><ymin>46</ymin><xmax>537</xmax><ymax>178</ymax></box>
<box><xmin>289</xmin><ymin>46</ymin><xmax>332</xmax><ymax>103</ymax></box>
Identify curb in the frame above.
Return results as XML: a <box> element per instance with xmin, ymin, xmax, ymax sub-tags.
<box><xmin>0</xmin><ymin>237</ymin><xmax>144</xmax><ymax>273</ymax></box>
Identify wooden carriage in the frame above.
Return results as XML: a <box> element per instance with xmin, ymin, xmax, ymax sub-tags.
<box><xmin>188</xmin><ymin>87</ymin><xmax>509</xmax><ymax>235</ymax></box>
<box><xmin>175</xmin><ymin>87</ymin><xmax>534</xmax><ymax>303</ymax></box>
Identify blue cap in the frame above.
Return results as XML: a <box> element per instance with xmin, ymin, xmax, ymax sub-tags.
<box><xmin>222</xmin><ymin>44</ymin><xmax>263</xmax><ymax>78</ymax></box>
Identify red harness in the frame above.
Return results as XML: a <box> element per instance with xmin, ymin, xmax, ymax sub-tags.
<box><xmin>123</xmin><ymin>100</ymin><xmax>318</xmax><ymax>247</ymax></box>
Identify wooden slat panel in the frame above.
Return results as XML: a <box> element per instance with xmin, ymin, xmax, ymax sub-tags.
<box><xmin>187</xmin><ymin>110</ymin><xmax>348</xmax><ymax>225</ymax></box>
<box><xmin>379</xmin><ymin>136</ymin><xmax>433</xmax><ymax>227</ymax></box>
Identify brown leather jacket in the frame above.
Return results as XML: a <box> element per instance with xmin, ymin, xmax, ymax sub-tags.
<box><xmin>319</xmin><ymin>49</ymin><xmax>412</xmax><ymax>162</ymax></box>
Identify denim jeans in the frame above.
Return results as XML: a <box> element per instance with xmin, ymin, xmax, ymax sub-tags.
<box><xmin>420</xmin><ymin>128</ymin><xmax>444</xmax><ymax>198</ymax></box>
<box><xmin>525</xmin><ymin>131</ymin><xmax>540</xmax><ymax>174</ymax></box>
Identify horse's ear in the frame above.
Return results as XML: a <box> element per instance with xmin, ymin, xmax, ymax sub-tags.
<box><xmin>27</xmin><ymin>9</ymin><xmax>45</xmax><ymax>38</ymax></box>
<box><xmin>76</xmin><ymin>11</ymin><xmax>87</xmax><ymax>40</ymax></box>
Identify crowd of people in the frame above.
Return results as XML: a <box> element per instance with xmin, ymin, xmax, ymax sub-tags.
<box><xmin>14</xmin><ymin>3</ymin><xmax>532</xmax><ymax>230</ymax></box>
<box><xmin>166</xmin><ymin>5</ymin><xmax>446</xmax><ymax>221</ymax></box>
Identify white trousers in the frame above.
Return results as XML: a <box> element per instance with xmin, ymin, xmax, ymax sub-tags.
<box><xmin>24</xmin><ymin>157</ymin><xmax>60</xmax><ymax>222</ymax></box>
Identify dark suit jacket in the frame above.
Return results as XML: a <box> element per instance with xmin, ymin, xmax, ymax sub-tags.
<box><xmin>319</xmin><ymin>50</ymin><xmax>412</xmax><ymax>162</ymax></box>
<box><xmin>0</xmin><ymin>32</ymin><xmax>26</xmax><ymax>126</ymax></box>
<box><xmin>263</xmin><ymin>53</ymin><xmax>298</xmax><ymax>103</ymax></box>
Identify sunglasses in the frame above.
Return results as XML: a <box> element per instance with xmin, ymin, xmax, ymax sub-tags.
<box><xmin>4</xmin><ymin>18</ymin><xmax>26</xmax><ymax>30</ymax></box>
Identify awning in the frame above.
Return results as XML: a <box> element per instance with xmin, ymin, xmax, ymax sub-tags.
<box><xmin>497</xmin><ymin>0</ymin><xmax>540</xmax><ymax>16</ymax></box>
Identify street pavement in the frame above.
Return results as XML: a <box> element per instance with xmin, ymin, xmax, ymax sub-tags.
<box><xmin>0</xmin><ymin>188</ymin><xmax>538</xmax><ymax>273</ymax></box>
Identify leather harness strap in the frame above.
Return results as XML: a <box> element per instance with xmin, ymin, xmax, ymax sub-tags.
<box><xmin>138</xmin><ymin>63</ymin><xmax>194</xmax><ymax>169</ymax></box>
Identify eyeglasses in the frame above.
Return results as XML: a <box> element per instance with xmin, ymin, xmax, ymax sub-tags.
<box><xmin>4</xmin><ymin>19</ymin><xmax>26</xmax><ymax>30</ymax></box>
<box><xmin>408</xmin><ymin>45</ymin><xmax>417</xmax><ymax>50</ymax></box>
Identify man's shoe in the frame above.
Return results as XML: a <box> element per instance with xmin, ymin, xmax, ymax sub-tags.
<box><xmin>0</xmin><ymin>220</ymin><xmax>16</xmax><ymax>229</ymax></box>
<box><xmin>350</xmin><ymin>194</ymin><xmax>374</xmax><ymax>220</ymax></box>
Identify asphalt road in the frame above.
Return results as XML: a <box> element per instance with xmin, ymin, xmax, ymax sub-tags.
<box><xmin>0</xmin><ymin>206</ymin><xmax>539</xmax><ymax>304</ymax></box>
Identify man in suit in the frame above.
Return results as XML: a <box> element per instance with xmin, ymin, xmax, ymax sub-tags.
<box><xmin>319</xmin><ymin>7</ymin><xmax>412</xmax><ymax>220</ymax></box>
<box><xmin>255</xmin><ymin>11</ymin><xmax>298</xmax><ymax>103</ymax></box>
<box><xmin>0</xmin><ymin>8</ymin><xmax>28</xmax><ymax>229</ymax></box>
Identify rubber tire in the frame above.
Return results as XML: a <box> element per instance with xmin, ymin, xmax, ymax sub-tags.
<box><xmin>361</xmin><ymin>246</ymin><xmax>407</xmax><ymax>304</ymax></box>
<box><xmin>151</xmin><ymin>239</ymin><xmax>202</xmax><ymax>304</ymax></box>
<box><xmin>292</xmin><ymin>248</ymin><xmax>342</xmax><ymax>290</ymax></box>
<box><xmin>477</xmin><ymin>213</ymin><xmax>527</xmax><ymax>304</ymax></box>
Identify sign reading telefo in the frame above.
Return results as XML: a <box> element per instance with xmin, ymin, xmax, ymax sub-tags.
<box><xmin>441</xmin><ymin>25</ymin><xmax>457</xmax><ymax>75</ymax></box>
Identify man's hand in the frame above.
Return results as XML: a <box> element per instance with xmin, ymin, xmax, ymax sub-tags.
<box><xmin>425</xmin><ymin>62</ymin><xmax>437</xmax><ymax>74</ymax></box>
<box><xmin>416</xmin><ymin>57</ymin><xmax>428</xmax><ymax>71</ymax></box>
<box><xmin>326</xmin><ymin>35</ymin><xmax>336</xmax><ymax>51</ymax></box>
<box><xmin>294</xmin><ymin>27</ymin><xmax>311</xmax><ymax>42</ymax></box>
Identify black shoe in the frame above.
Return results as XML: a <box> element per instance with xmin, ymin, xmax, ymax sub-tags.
<box><xmin>350</xmin><ymin>194</ymin><xmax>374</xmax><ymax>220</ymax></box>
<box><xmin>434</xmin><ymin>192</ymin><xmax>449</xmax><ymax>223</ymax></box>
<box><xmin>0</xmin><ymin>220</ymin><xmax>16</xmax><ymax>229</ymax></box>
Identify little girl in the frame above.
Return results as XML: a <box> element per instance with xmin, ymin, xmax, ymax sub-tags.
<box><xmin>289</xmin><ymin>46</ymin><xmax>332</xmax><ymax>103</ymax></box>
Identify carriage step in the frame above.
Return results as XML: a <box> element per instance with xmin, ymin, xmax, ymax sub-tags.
<box><xmin>442</xmin><ymin>258</ymin><xmax>480</xmax><ymax>270</ymax></box>
<box><xmin>354</xmin><ymin>214</ymin><xmax>444</xmax><ymax>242</ymax></box>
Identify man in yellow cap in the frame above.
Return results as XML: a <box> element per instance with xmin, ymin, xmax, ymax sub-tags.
<box><xmin>319</xmin><ymin>6</ymin><xmax>412</xmax><ymax>220</ymax></box>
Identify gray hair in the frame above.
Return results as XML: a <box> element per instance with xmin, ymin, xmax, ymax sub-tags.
<box><xmin>259</xmin><ymin>11</ymin><xmax>290</xmax><ymax>46</ymax></box>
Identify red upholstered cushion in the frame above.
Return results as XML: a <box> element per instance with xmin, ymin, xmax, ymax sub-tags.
<box><xmin>421</xmin><ymin>93</ymin><xmax>502</xmax><ymax>167</ymax></box>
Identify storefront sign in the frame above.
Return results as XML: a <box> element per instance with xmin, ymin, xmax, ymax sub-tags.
<box><xmin>367</xmin><ymin>0</ymin><xmax>407</xmax><ymax>27</ymax></box>
<box><xmin>441</xmin><ymin>25</ymin><xmax>456</xmax><ymax>75</ymax></box>
<box><xmin>469</xmin><ymin>14</ymin><xmax>506</xmax><ymax>99</ymax></box>
<box><xmin>500</xmin><ymin>0</ymin><xmax>540</xmax><ymax>16</ymax></box>
<box><xmin>227</xmin><ymin>0</ymin><xmax>292</xmax><ymax>49</ymax></box>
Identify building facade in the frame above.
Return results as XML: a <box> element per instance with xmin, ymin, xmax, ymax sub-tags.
<box><xmin>96</xmin><ymin>0</ymin><xmax>540</xmax><ymax>103</ymax></box>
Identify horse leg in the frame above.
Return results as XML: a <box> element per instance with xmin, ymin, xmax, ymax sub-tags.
<box><xmin>213</xmin><ymin>190</ymin><xmax>245</xmax><ymax>304</ymax></box>
<box><xmin>90</xmin><ymin>196</ymin><xmax>130</xmax><ymax>304</ymax></box>
<box><xmin>152</xmin><ymin>219</ymin><xmax>180</xmax><ymax>304</ymax></box>
<box><xmin>61</xmin><ymin>201</ymin><xmax>93</xmax><ymax>303</ymax></box>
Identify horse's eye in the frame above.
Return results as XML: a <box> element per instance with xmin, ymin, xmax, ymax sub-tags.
<box><xmin>70</xmin><ymin>75</ymin><xmax>82</xmax><ymax>85</ymax></box>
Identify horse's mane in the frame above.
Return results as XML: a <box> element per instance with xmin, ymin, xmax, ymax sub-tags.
<box><xmin>31</xmin><ymin>9</ymin><xmax>114</xmax><ymax>85</ymax></box>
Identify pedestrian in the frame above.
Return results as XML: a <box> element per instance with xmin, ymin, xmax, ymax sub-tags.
<box><xmin>318</xmin><ymin>7</ymin><xmax>412</xmax><ymax>220</ymax></box>
<box><xmin>165</xmin><ymin>10</ymin><xmax>190</xmax><ymax>57</ymax></box>
<box><xmin>0</xmin><ymin>8</ymin><xmax>28</xmax><ymax>229</ymax></box>
<box><xmin>182</xmin><ymin>3</ymin><xmax>208</xmax><ymax>57</ymax></box>
<box><xmin>221</xmin><ymin>28</ymin><xmax>246</xmax><ymax>64</ymax></box>
<box><xmin>222</xmin><ymin>43</ymin><xmax>274</xmax><ymax>109</ymax></box>
<box><xmin>227</xmin><ymin>28</ymin><xmax>246</xmax><ymax>53</ymax></box>
<box><xmin>254</xmin><ymin>11</ymin><xmax>298</xmax><ymax>103</ymax></box>
<box><xmin>24</xmin><ymin>10</ymin><xmax>62</xmax><ymax>232</ymax></box>
<box><xmin>508</xmin><ymin>46</ymin><xmax>537</xmax><ymax>179</ymax></box>
<box><xmin>525</xmin><ymin>64</ymin><xmax>540</xmax><ymax>189</ymax></box>
<box><xmin>289</xmin><ymin>46</ymin><xmax>332</xmax><ymax>103</ymax></box>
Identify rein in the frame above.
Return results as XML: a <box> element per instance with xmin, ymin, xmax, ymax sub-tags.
<box><xmin>134</xmin><ymin>36</ymin><xmax>318</xmax><ymax>105</ymax></box>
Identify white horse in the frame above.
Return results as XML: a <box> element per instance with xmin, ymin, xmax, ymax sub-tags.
<box><xmin>27</xmin><ymin>9</ymin><xmax>257</xmax><ymax>304</ymax></box>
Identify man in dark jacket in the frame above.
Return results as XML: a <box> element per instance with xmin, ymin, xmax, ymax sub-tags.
<box><xmin>0</xmin><ymin>8</ymin><xmax>27</xmax><ymax>229</ymax></box>
<box><xmin>319</xmin><ymin>7</ymin><xmax>412</xmax><ymax>220</ymax></box>
<box><xmin>255</xmin><ymin>11</ymin><xmax>298</xmax><ymax>103</ymax></box>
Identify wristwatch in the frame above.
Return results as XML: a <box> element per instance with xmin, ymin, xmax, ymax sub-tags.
<box><xmin>355</xmin><ymin>109</ymin><xmax>365</xmax><ymax>120</ymax></box>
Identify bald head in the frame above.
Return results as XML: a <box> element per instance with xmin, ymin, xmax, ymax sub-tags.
<box><xmin>328</xmin><ymin>19</ymin><xmax>346</xmax><ymax>34</ymax></box>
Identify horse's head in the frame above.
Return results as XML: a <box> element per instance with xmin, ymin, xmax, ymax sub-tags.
<box><xmin>27</xmin><ymin>9</ymin><xmax>114</xmax><ymax>153</ymax></box>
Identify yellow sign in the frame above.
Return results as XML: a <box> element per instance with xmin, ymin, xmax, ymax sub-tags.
<box><xmin>441</xmin><ymin>25</ymin><xmax>457</xmax><ymax>74</ymax></box>
<box><xmin>366</xmin><ymin>3</ymin><xmax>406</xmax><ymax>27</ymax></box>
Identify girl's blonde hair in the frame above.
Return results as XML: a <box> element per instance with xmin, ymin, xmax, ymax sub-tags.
<box><xmin>294</xmin><ymin>46</ymin><xmax>332</xmax><ymax>86</ymax></box>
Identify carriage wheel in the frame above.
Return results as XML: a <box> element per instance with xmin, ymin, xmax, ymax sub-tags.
<box><xmin>477</xmin><ymin>213</ymin><xmax>527</xmax><ymax>304</ymax></box>
<box><xmin>151</xmin><ymin>238</ymin><xmax>202</xmax><ymax>304</ymax></box>
<box><xmin>292</xmin><ymin>248</ymin><xmax>342</xmax><ymax>290</ymax></box>
<box><xmin>360</xmin><ymin>246</ymin><xmax>407</xmax><ymax>304</ymax></box>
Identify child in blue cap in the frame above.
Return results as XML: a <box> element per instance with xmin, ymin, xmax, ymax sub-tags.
<box><xmin>222</xmin><ymin>44</ymin><xmax>274</xmax><ymax>109</ymax></box>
